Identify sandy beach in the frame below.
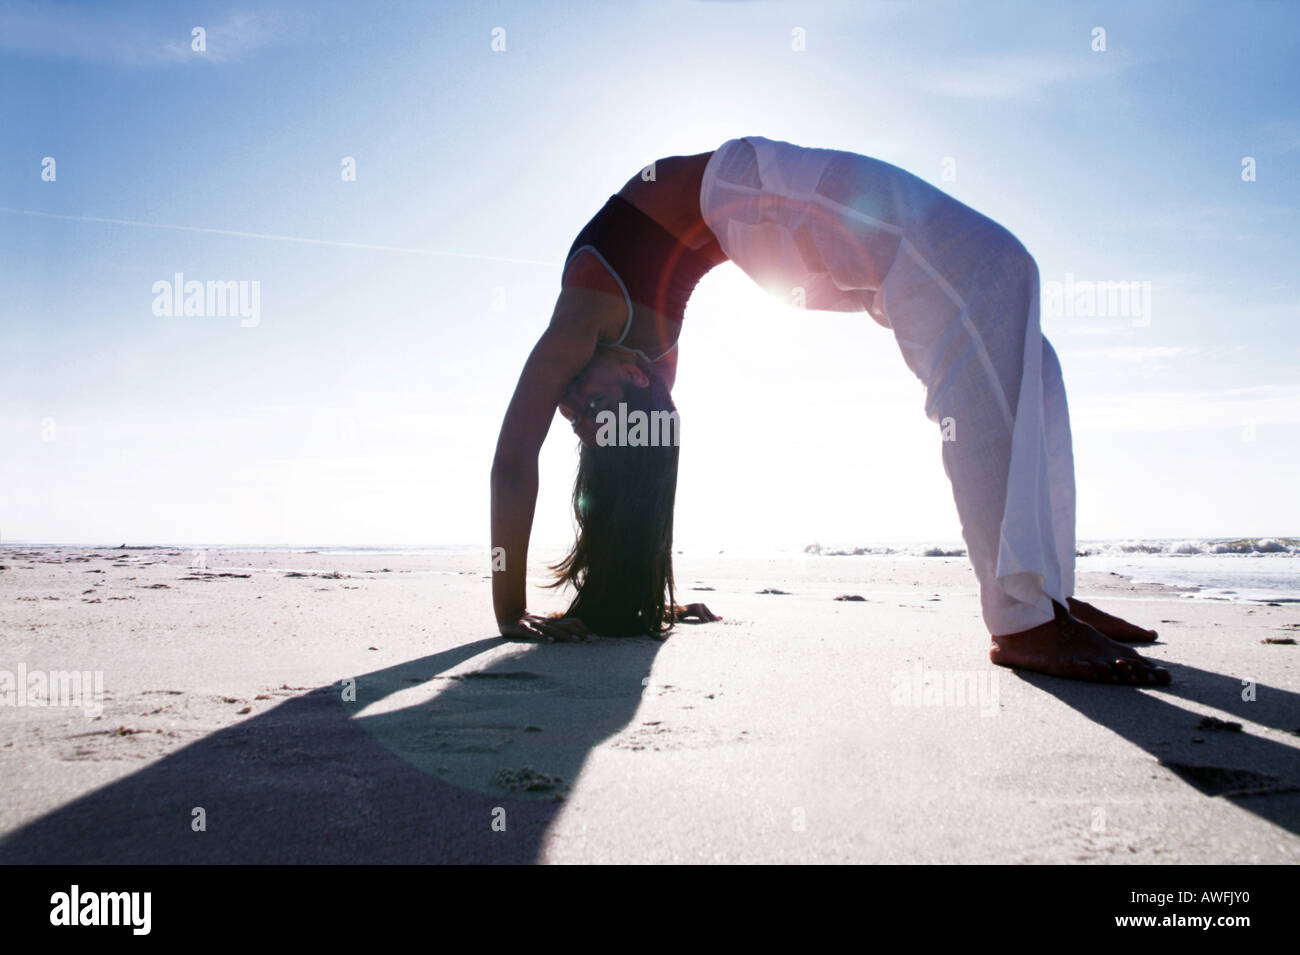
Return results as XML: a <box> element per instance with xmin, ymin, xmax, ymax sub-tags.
<box><xmin>1</xmin><ymin>546</ymin><xmax>1297</xmax><ymax>864</ymax></box>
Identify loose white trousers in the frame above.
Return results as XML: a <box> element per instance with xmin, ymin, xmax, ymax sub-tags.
<box><xmin>701</xmin><ymin>136</ymin><xmax>1075</xmax><ymax>633</ymax></box>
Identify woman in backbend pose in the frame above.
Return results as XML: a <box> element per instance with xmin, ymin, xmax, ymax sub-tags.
<box><xmin>490</xmin><ymin>136</ymin><xmax>1170</xmax><ymax>686</ymax></box>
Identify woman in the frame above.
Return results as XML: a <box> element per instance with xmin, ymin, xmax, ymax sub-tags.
<box><xmin>491</xmin><ymin>135</ymin><xmax>1170</xmax><ymax>686</ymax></box>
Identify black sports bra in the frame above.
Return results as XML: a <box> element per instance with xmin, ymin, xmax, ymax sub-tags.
<box><xmin>564</xmin><ymin>195</ymin><xmax>720</xmax><ymax>362</ymax></box>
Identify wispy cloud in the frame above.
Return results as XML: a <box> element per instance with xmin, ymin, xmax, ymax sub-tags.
<box><xmin>1062</xmin><ymin>345</ymin><xmax>1196</xmax><ymax>362</ymax></box>
<box><xmin>1112</xmin><ymin>202</ymin><xmax>1283</xmax><ymax>243</ymax></box>
<box><xmin>1074</xmin><ymin>384</ymin><xmax>1300</xmax><ymax>432</ymax></box>
<box><xmin>0</xmin><ymin>207</ymin><xmax>557</xmax><ymax>267</ymax></box>
<box><xmin>916</xmin><ymin>52</ymin><xmax>1130</xmax><ymax>100</ymax></box>
<box><xmin>0</xmin><ymin>2</ymin><xmax>291</xmax><ymax>66</ymax></box>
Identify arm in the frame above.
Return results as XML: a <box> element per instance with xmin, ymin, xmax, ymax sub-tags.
<box><xmin>491</xmin><ymin>266</ymin><xmax>622</xmax><ymax>633</ymax></box>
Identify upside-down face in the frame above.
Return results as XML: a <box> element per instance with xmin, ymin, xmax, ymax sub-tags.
<box><xmin>556</xmin><ymin>349</ymin><xmax>649</xmax><ymax>447</ymax></box>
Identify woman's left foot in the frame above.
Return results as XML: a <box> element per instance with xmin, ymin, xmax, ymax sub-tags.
<box><xmin>1067</xmin><ymin>597</ymin><xmax>1159</xmax><ymax>643</ymax></box>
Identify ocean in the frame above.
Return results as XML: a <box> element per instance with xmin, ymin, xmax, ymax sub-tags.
<box><xmin>802</xmin><ymin>537</ymin><xmax>1300</xmax><ymax>603</ymax></box>
<box><xmin>4</xmin><ymin>538</ymin><xmax>1298</xmax><ymax>603</ymax></box>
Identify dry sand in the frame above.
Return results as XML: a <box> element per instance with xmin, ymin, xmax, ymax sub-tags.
<box><xmin>1</xmin><ymin>547</ymin><xmax>1297</xmax><ymax>864</ymax></box>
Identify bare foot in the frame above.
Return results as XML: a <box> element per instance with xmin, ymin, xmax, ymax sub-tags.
<box><xmin>1067</xmin><ymin>597</ymin><xmax>1159</xmax><ymax>643</ymax></box>
<box><xmin>990</xmin><ymin>606</ymin><xmax>1171</xmax><ymax>685</ymax></box>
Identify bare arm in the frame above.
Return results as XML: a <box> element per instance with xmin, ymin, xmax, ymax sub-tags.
<box><xmin>490</xmin><ymin>317</ymin><xmax>594</xmax><ymax>626</ymax></box>
<box><xmin>490</xmin><ymin>256</ymin><xmax>624</xmax><ymax>631</ymax></box>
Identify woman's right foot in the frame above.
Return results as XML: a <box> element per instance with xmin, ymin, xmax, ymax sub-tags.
<box><xmin>990</xmin><ymin>610</ymin><xmax>1171</xmax><ymax>685</ymax></box>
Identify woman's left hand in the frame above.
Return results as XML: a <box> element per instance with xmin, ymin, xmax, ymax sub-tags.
<box><xmin>673</xmin><ymin>602</ymin><xmax>722</xmax><ymax>623</ymax></box>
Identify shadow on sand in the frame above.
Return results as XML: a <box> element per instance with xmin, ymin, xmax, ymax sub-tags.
<box><xmin>1019</xmin><ymin>658</ymin><xmax>1300</xmax><ymax>837</ymax></box>
<box><xmin>0</xmin><ymin>636</ymin><xmax>662</xmax><ymax>863</ymax></box>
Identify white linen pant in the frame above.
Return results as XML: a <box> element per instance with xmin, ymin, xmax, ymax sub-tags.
<box><xmin>831</xmin><ymin>155</ymin><xmax>1076</xmax><ymax>634</ymax></box>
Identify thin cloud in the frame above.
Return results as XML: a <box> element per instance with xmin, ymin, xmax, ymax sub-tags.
<box><xmin>917</xmin><ymin>52</ymin><xmax>1129</xmax><ymax>100</ymax></box>
<box><xmin>1074</xmin><ymin>384</ymin><xmax>1300</xmax><ymax>432</ymax></box>
<box><xmin>0</xmin><ymin>207</ymin><xmax>558</xmax><ymax>267</ymax></box>
<box><xmin>0</xmin><ymin>2</ymin><xmax>291</xmax><ymax>66</ymax></box>
<box><xmin>1112</xmin><ymin>203</ymin><xmax>1282</xmax><ymax>243</ymax></box>
<box><xmin>1062</xmin><ymin>346</ymin><xmax>1195</xmax><ymax>362</ymax></box>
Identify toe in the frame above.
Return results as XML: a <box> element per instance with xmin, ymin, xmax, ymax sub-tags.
<box><xmin>1086</xmin><ymin>660</ymin><xmax>1112</xmax><ymax>682</ymax></box>
<box><xmin>1113</xmin><ymin>659</ymin><xmax>1142</xmax><ymax>685</ymax></box>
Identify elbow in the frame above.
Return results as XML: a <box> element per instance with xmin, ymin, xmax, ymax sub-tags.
<box><xmin>491</xmin><ymin>455</ymin><xmax>534</xmax><ymax>484</ymax></box>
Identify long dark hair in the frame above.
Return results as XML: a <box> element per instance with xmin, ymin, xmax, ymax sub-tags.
<box><xmin>549</xmin><ymin>358</ymin><xmax>679</xmax><ymax>636</ymax></box>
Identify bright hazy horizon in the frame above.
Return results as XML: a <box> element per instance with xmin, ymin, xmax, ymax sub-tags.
<box><xmin>3</xmin><ymin>1</ymin><xmax>1298</xmax><ymax>551</ymax></box>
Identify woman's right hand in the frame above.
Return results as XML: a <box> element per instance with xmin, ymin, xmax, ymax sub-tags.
<box><xmin>498</xmin><ymin>612</ymin><xmax>593</xmax><ymax>643</ymax></box>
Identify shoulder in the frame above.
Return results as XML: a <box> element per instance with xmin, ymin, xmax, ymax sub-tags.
<box><xmin>556</xmin><ymin>247</ymin><xmax>630</xmax><ymax>342</ymax></box>
<box><xmin>562</xmin><ymin>246</ymin><xmax>626</xmax><ymax>297</ymax></box>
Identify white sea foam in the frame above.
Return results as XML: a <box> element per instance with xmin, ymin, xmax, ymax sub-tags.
<box><xmin>801</xmin><ymin>537</ymin><xmax>1300</xmax><ymax>602</ymax></box>
<box><xmin>1078</xmin><ymin>537</ymin><xmax>1299</xmax><ymax>557</ymax></box>
<box><xmin>804</xmin><ymin>537</ymin><xmax>1299</xmax><ymax>559</ymax></box>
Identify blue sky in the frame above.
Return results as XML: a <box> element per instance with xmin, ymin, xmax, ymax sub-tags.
<box><xmin>2</xmin><ymin>0</ymin><xmax>1297</xmax><ymax>549</ymax></box>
